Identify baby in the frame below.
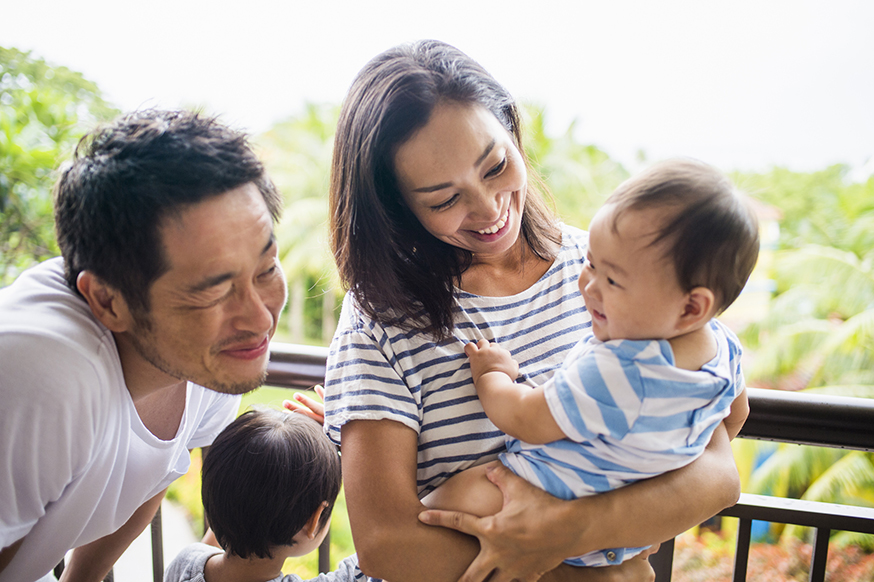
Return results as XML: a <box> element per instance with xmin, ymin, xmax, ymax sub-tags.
<box><xmin>164</xmin><ymin>407</ymin><xmax>356</xmax><ymax>582</ymax></box>
<box><xmin>424</xmin><ymin>158</ymin><xmax>757</xmax><ymax>567</ymax></box>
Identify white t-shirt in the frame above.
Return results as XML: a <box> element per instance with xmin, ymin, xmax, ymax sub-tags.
<box><xmin>0</xmin><ymin>259</ymin><xmax>240</xmax><ymax>582</ymax></box>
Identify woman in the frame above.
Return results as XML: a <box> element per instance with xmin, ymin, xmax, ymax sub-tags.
<box><xmin>323</xmin><ymin>40</ymin><xmax>741</xmax><ymax>582</ymax></box>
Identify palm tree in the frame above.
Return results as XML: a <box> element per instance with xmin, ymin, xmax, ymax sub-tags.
<box><xmin>520</xmin><ymin>103</ymin><xmax>629</xmax><ymax>230</ymax></box>
<box><xmin>257</xmin><ymin>103</ymin><xmax>340</xmax><ymax>345</ymax></box>
<box><xmin>735</xmin><ymin>165</ymin><xmax>874</xmax><ymax>547</ymax></box>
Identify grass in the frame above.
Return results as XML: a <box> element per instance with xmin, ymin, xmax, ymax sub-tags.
<box><xmin>166</xmin><ymin>385</ymin><xmax>356</xmax><ymax>578</ymax></box>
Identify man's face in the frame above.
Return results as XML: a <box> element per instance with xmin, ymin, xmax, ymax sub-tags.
<box><xmin>126</xmin><ymin>182</ymin><xmax>287</xmax><ymax>394</ymax></box>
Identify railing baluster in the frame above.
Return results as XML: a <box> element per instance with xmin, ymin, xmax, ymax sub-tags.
<box><xmin>809</xmin><ymin>527</ymin><xmax>830</xmax><ymax>582</ymax></box>
<box><xmin>650</xmin><ymin>537</ymin><xmax>674</xmax><ymax>581</ymax></box>
<box><xmin>732</xmin><ymin>518</ymin><xmax>751</xmax><ymax>582</ymax></box>
<box><xmin>319</xmin><ymin>530</ymin><xmax>331</xmax><ymax>573</ymax></box>
<box><xmin>151</xmin><ymin>505</ymin><xmax>164</xmax><ymax>582</ymax></box>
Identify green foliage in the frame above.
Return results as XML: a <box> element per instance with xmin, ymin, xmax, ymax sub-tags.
<box><xmin>0</xmin><ymin>47</ymin><xmax>117</xmax><ymax>285</ymax></box>
<box><xmin>520</xmin><ymin>103</ymin><xmax>629</xmax><ymax>230</ymax></box>
<box><xmin>256</xmin><ymin>104</ymin><xmax>340</xmax><ymax>345</ymax></box>
<box><xmin>734</xmin><ymin>165</ymin><xmax>874</xmax><ymax>253</ymax></box>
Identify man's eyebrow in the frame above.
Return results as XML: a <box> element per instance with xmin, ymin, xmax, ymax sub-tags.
<box><xmin>261</xmin><ymin>233</ymin><xmax>276</xmax><ymax>255</ymax></box>
<box><xmin>187</xmin><ymin>234</ymin><xmax>276</xmax><ymax>294</ymax></box>
<box><xmin>187</xmin><ymin>272</ymin><xmax>234</xmax><ymax>294</ymax></box>
<box><xmin>411</xmin><ymin>139</ymin><xmax>497</xmax><ymax>193</ymax></box>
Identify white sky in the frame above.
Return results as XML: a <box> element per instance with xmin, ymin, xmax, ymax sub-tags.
<box><xmin>3</xmin><ymin>0</ymin><xmax>873</xmax><ymax>175</ymax></box>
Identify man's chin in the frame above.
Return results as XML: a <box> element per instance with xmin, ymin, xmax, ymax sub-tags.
<box><xmin>201</xmin><ymin>369</ymin><xmax>268</xmax><ymax>395</ymax></box>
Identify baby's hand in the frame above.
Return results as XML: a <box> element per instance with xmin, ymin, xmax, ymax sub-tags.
<box><xmin>464</xmin><ymin>339</ymin><xmax>520</xmax><ymax>384</ymax></box>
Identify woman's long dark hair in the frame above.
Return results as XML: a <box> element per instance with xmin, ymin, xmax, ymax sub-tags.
<box><xmin>330</xmin><ymin>40</ymin><xmax>560</xmax><ymax>340</ymax></box>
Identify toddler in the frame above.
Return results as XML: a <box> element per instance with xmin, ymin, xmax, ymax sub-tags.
<box><xmin>164</xmin><ymin>407</ymin><xmax>356</xmax><ymax>582</ymax></box>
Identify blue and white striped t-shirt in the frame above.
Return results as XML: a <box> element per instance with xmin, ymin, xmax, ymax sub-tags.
<box><xmin>501</xmin><ymin>319</ymin><xmax>743</xmax><ymax>566</ymax></box>
<box><xmin>324</xmin><ymin>225</ymin><xmax>590</xmax><ymax>495</ymax></box>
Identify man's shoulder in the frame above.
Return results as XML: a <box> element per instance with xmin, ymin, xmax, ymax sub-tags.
<box><xmin>1</xmin><ymin>257</ymin><xmax>112</xmax><ymax>359</ymax></box>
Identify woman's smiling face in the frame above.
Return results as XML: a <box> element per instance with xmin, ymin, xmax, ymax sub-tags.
<box><xmin>393</xmin><ymin>101</ymin><xmax>528</xmax><ymax>261</ymax></box>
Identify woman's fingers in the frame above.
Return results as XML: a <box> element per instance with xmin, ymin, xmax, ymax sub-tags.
<box><xmin>418</xmin><ymin>507</ymin><xmax>482</xmax><ymax>537</ymax></box>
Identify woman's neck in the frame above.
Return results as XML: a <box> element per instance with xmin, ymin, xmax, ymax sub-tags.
<box><xmin>459</xmin><ymin>237</ymin><xmax>557</xmax><ymax>297</ymax></box>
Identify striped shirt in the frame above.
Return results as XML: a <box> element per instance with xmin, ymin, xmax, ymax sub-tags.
<box><xmin>502</xmin><ymin>319</ymin><xmax>743</xmax><ymax>566</ymax></box>
<box><xmin>324</xmin><ymin>225</ymin><xmax>590</xmax><ymax>495</ymax></box>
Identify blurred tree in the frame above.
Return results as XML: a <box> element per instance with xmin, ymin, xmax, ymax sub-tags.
<box><xmin>256</xmin><ymin>103</ymin><xmax>339</xmax><ymax>345</ymax></box>
<box><xmin>733</xmin><ymin>166</ymin><xmax>874</xmax><ymax>548</ymax></box>
<box><xmin>521</xmin><ymin>103</ymin><xmax>629</xmax><ymax>230</ymax></box>
<box><xmin>0</xmin><ymin>47</ymin><xmax>117</xmax><ymax>286</ymax></box>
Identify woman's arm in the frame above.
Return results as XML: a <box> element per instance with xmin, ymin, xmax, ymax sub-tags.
<box><xmin>343</xmin><ymin>419</ymin><xmax>655</xmax><ymax>582</ymax></box>
<box><xmin>723</xmin><ymin>387</ymin><xmax>749</xmax><ymax>440</ymax></box>
<box><xmin>341</xmin><ymin>419</ymin><xmax>480</xmax><ymax>582</ymax></box>
<box><xmin>420</xmin><ymin>423</ymin><xmax>740</xmax><ymax>582</ymax></box>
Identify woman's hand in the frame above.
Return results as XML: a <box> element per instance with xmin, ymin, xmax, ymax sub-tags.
<box><xmin>283</xmin><ymin>384</ymin><xmax>326</xmax><ymax>424</ymax></box>
<box><xmin>418</xmin><ymin>463</ymin><xmax>579</xmax><ymax>582</ymax></box>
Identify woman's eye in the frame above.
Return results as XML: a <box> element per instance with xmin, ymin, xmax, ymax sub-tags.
<box><xmin>486</xmin><ymin>158</ymin><xmax>507</xmax><ymax>178</ymax></box>
<box><xmin>431</xmin><ymin>194</ymin><xmax>459</xmax><ymax>211</ymax></box>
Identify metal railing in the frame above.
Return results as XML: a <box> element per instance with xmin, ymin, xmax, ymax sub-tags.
<box><xmin>135</xmin><ymin>343</ymin><xmax>874</xmax><ymax>581</ymax></box>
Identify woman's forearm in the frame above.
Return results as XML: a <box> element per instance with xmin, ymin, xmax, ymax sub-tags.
<box><xmin>341</xmin><ymin>420</ymin><xmax>481</xmax><ymax>582</ymax></box>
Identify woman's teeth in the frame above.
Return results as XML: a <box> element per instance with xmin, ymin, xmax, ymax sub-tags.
<box><xmin>477</xmin><ymin>210</ymin><xmax>509</xmax><ymax>235</ymax></box>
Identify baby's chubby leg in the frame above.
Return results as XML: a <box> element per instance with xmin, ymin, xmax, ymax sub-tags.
<box><xmin>422</xmin><ymin>460</ymin><xmax>505</xmax><ymax>517</ymax></box>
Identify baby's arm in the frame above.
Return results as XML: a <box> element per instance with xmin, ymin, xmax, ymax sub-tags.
<box><xmin>723</xmin><ymin>386</ymin><xmax>749</xmax><ymax>440</ymax></box>
<box><xmin>465</xmin><ymin>340</ymin><xmax>564</xmax><ymax>444</ymax></box>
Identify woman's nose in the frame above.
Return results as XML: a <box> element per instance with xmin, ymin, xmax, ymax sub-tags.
<box><xmin>469</xmin><ymin>187</ymin><xmax>502</xmax><ymax>221</ymax></box>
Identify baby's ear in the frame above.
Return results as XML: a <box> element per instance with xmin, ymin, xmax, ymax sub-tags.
<box><xmin>678</xmin><ymin>287</ymin><xmax>716</xmax><ymax>331</ymax></box>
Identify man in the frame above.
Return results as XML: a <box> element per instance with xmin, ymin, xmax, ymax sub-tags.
<box><xmin>0</xmin><ymin>109</ymin><xmax>287</xmax><ymax>581</ymax></box>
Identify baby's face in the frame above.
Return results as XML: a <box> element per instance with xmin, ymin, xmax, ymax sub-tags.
<box><xmin>579</xmin><ymin>204</ymin><xmax>690</xmax><ymax>342</ymax></box>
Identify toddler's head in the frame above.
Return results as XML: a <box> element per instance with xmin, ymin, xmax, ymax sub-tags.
<box><xmin>202</xmin><ymin>407</ymin><xmax>342</xmax><ymax>560</ymax></box>
<box><xmin>581</xmin><ymin>159</ymin><xmax>759</xmax><ymax>342</ymax></box>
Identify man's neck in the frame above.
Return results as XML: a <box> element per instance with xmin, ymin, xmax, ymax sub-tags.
<box><xmin>113</xmin><ymin>332</ymin><xmax>188</xmax><ymax>440</ymax></box>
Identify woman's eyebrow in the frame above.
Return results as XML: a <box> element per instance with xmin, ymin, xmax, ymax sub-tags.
<box><xmin>474</xmin><ymin>139</ymin><xmax>496</xmax><ymax>167</ymax></box>
<box><xmin>411</xmin><ymin>139</ymin><xmax>497</xmax><ymax>193</ymax></box>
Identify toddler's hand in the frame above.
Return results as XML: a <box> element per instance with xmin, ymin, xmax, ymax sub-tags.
<box><xmin>283</xmin><ymin>384</ymin><xmax>326</xmax><ymax>425</ymax></box>
<box><xmin>465</xmin><ymin>339</ymin><xmax>520</xmax><ymax>384</ymax></box>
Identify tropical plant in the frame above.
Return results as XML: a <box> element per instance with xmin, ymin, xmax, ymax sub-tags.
<box><xmin>521</xmin><ymin>103</ymin><xmax>629</xmax><ymax>230</ymax></box>
<box><xmin>256</xmin><ymin>103</ymin><xmax>340</xmax><ymax>345</ymax></box>
<box><xmin>0</xmin><ymin>47</ymin><xmax>117</xmax><ymax>286</ymax></box>
<box><xmin>733</xmin><ymin>165</ymin><xmax>874</xmax><ymax>547</ymax></box>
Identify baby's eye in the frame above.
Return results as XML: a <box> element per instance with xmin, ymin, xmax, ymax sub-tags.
<box><xmin>607</xmin><ymin>277</ymin><xmax>618</xmax><ymax>286</ymax></box>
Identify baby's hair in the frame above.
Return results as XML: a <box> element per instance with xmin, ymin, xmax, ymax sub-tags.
<box><xmin>606</xmin><ymin>159</ymin><xmax>759</xmax><ymax>312</ymax></box>
<box><xmin>201</xmin><ymin>407</ymin><xmax>342</xmax><ymax>559</ymax></box>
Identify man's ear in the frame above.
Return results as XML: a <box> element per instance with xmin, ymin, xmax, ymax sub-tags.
<box><xmin>76</xmin><ymin>271</ymin><xmax>135</xmax><ymax>333</ymax></box>
<box><xmin>678</xmin><ymin>287</ymin><xmax>716</xmax><ymax>332</ymax></box>
<box><xmin>303</xmin><ymin>502</ymin><xmax>328</xmax><ymax>540</ymax></box>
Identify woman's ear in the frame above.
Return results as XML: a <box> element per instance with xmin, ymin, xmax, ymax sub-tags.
<box><xmin>76</xmin><ymin>271</ymin><xmax>136</xmax><ymax>333</ymax></box>
<box><xmin>303</xmin><ymin>502</ymin><xmax>329</xmax><ymax>540</ymax></box>
<box><xmin>678</xmin><ymin>287</ymin><xmax>716</xmax><ymax>331</ymax></box>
